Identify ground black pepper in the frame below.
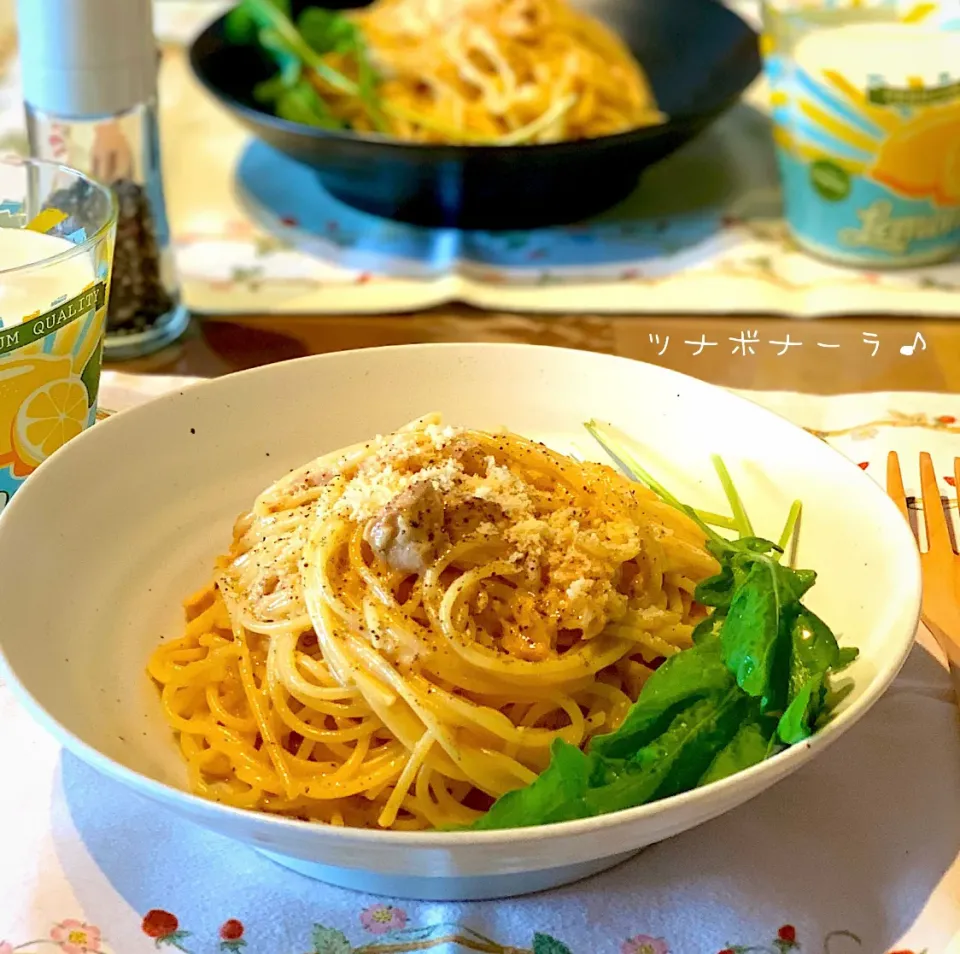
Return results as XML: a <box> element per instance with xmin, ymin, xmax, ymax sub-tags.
<box><xmin>46</xmin><ymin>176</ymin><xmax>174</xmax><ymax>336</ymax></box>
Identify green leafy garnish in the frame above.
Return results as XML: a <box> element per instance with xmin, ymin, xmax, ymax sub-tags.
<box><xmin>257</xmin><ymin>73</ymin><xmax>345</xmax><ymax>129</ymax></box>
<box><xmin>698</xmin><ymin>713</ymin><xmax>777</xmax><ymax>785</ymax></box>
<box><xmin>777</xmin><ymin>498</ymin><xmax>803</xmax><ymax>558</ymax></box>
<box><xmin>777</xmin><ymin>605</ymin><xmax>857</xmax><ymax>743</ymax></box>
<box><xmin>468</xmin><ymin>422</ymin><xmax>858</xmax><ymax>831</ymax></box>
<box><xmin>711</xmin><ymin>453</ymin><xmax>754</xmax><ymax>538</ymax></box>
<box><xmin>228</xmin><ymin>0</ymin><xmax>387</xmax><ymax>132</ymax></box>
<box><xmin>224</xmin><ymin>0</ymin><xmax>290</xmax><ymax>44</ymax></box>
<box><xmin>225</xmin><ymin>0</ymin><xmax>577</xmax><ymax>143</ymax></box>
<box><xmin>590</xmin><ymin>638</ymin><xmax>736</xmax><ymax>760</ymax></box>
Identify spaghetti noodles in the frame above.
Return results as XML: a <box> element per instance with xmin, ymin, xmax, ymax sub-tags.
<box><xmin>313</xmin><ymin>0</ymin><xmax>664</xmax><ymax>142</ymax></box>
<box><xmin>148</xmin><ymin>415</ymin><xmax>718</xmax><ymax>830</ymax></box>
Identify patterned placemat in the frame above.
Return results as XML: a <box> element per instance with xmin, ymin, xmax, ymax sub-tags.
<box><xmin>4</xmin><ymin>1</ymin><xmax>960</xmax><ymax>317</ymax></box>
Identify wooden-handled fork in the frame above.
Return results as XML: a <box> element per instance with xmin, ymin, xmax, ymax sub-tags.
<box><xmin>887</xmin><ymin>451</ymin><xmax>960</xmax><ymax>685</ymax></box>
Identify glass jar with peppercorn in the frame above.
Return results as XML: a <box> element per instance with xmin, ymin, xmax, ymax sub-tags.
<box><xmin>17</xmin><ymin>0</ymin><xmax>190</xmax><ymax>359</ymax></box>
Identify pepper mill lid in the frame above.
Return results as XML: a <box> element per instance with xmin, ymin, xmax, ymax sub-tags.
<box><xmin>16</xmin><ymin>0</ymin><xmax>157</xmax><ymax>119</ymax></box>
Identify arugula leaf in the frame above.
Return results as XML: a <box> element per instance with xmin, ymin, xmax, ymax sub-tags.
<box><xmin>719</xmin><ymin>562</ymin><xmax>781</xmax><ymax>701</ymax></box>
<box><xmin>591</xmin><ymin>639</ymin><xmax>734</xmax><ymax>759</ymax></box>
<box><xmin>692</xmin><ymin>612</ymin><xmax>724</xmax><ymax>644</ymax></box>
<box><xmin>778</xmin><ymin>673</ymin><xmax>824</xmax><ymax>744</ymax></box>
<box><xmin>699</xmin><ymin>710</ymin><xmax>777</xmax><ymax>785</ymax></box>
<box><xmin>694</xmin><ymin>565</ymin><xmax>737</xmax><ymax>609</ymax></box>
<box><xmin>817</xmin><ymin>679</ymin><xmax>855</xmax><ymax>729</ymax></box>
<box><xmin>713</xmin><ymin>550</ymin><xmax>816</xmax><ymax>705</ymax></box>
<box><xmin>474</xmin><ymin>690</ymin><xmax>748</xmax><ymax>830</ymax></box>
<box><xmin>735</xmin><ymin>536</ymin><xmax>783</xmax><ymax>556</ymax></box>
<box><xmin>470</xmin><ymin>740</ymin><xmax>591</xmax><ymax>830</ymax></box>
<box><xmin>762</xmin><ymin>602</ymin><xmax>796</xmax><ymax>716</ymax></box>
<box><xmin>775</xmin><ymin>564</ymin><xmax>817</xmax><ymax>604</ymax></box>
<box><xmin>834</xmin><ymin>646</ymin><xmax>860</xmax><ymax>671</ymax></box>
<box><xmin>775</xmin><ymin>605</ymin><xmax>854</xmax><ymax>743</ymax></box>
<box><xmin>639</xmin><ymin>690</ymin><xmax>749</xmax><ymax>797</ymax></box>
<box><xmin>786</xmin><ymin>605</ymin><xmax>839</xmax><ymax>699</ymax></box>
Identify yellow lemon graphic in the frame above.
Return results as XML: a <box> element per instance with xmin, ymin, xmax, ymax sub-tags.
<box><xmin>872</xmin><ymin>105</ymin><xmax>960</xmax><ymax>203</ymax></box>
<box><xmin>11</xmin><ymin>376</ymin><xmax>89</xmax><ymax>476</ymax></box>
<box><xmin>0</xmin><ymin>354</ymin><xmax>73</xmax><ymax>463</ymax></box>
<box><xmin>938</xmin><ymin>138</ymin><xmax>960</xmax><ymax>205</ymax></box>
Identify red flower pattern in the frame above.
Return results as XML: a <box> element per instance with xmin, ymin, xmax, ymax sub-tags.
<box><xmin>44</xmin><ymin>910</ymin><xmax>912</xmax><ymax>954</ymax></box>
<box><xmin>858</xmin><ymin>461</ymin><xmax>870</xmax><ymax>470</ymax></box>
<box><xmin>219</xmin><ymin>921</ymin><xmax>244</xmax><ymax>941</ymax></box>
<box><xmin>141</xmin><ymin>911</ymin><xmax>178</xmax><ymax>939</ymax></box>
<box><xmin>945</xmin><ymin>476</ymin><xmax>956</xmax><ymax>487</ymax></box>
<box><xmin>776</xmin><ymin>923</ymin><xmax>800</xmax><ymax>950</ymax></box>
<box><xmin>218</xmin><ymin>919</ymin><xmax>246</xmax><ymax>953</ymax></box>
<box><xmin>140</xmin><ymin>911</ymin><xmax>191</xmax><ymax>952</ymax></box>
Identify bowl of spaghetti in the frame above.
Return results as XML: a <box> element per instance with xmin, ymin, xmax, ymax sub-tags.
<box><xmin>188</xmin><ymin>0</ymin><xmax>761</xmax><ymax>228</ymax></box>
<box><xmin>0</xmin><ymin>345</ymin><xmax>920</xmax><ymax>900</ymax></box>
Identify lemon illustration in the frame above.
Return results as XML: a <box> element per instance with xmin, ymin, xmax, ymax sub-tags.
<box><xmin>872</xmin><ymin>105</ymin><xmax>960</xmax><ymax>201</ymax></box>
<box><xmin>12</xmin><ymin>375</ymin><xmax>89</xmax><ymax>474</ymax></box>
<box><xmin>0</xmin><ymin>354</ymin><xmax>73</xmax><ymax>461</ymax></box>
<box><xmin>937</xmin><ymin>138</ymin><xmax>960</xmax><ymax>206</ymax></box>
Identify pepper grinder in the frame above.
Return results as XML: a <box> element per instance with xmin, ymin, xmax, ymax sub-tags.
<box><xmin>17</xmin><ymin>0</ymin><xmax>190</xmax><ymax>359</ymax></box>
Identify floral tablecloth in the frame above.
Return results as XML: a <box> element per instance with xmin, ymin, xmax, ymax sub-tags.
<box><xmin>2</xmin><ymin>373</ymin><xmax>960</xmax><ymax>954</ymax></box>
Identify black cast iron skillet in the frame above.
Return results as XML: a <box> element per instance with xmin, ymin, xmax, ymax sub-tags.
<box><xmin>190</xmin><ymin>0</ymin><xmax>761</xmax><ymax>230</ymax></box>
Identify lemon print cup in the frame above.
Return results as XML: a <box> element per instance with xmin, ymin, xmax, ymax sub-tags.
<box><xmin>0</xmin><ymin>286</ymin><xmax>107</xmax><ymax>486</ymax></box>
<box><xmin>0</xmin><ymin>274</ymin><xmax>111</xmax><ymax>498</ymax></box>
<box><xmin>0</xmin><ymin>157</ymin><xmax>116</xmax><ymax>505</ymax></box>
<box><xmin>768</xmin><ymin>20</ymin><xmax>960</xmax><ymax>267</ymax></box>
<box><xmin>11</xmin><ymin>376</ymin><xmax>90</xmax><ymax>478</ymax></box>
<box><xmin>0</xmin><ymin>354</ymin><xmax>73</xmax><ymax>465</ymax></box>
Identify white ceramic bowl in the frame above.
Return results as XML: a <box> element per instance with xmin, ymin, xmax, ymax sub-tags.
<box><xmin>0</xmin><ymin>344</ymin><xmax>920</xmax><ymax>900</ymax></box>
